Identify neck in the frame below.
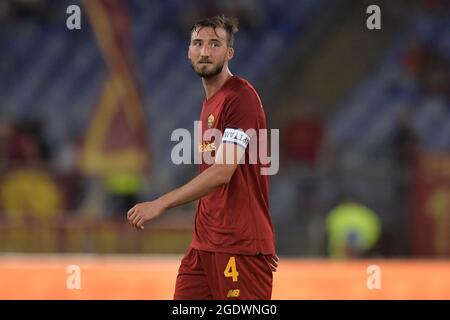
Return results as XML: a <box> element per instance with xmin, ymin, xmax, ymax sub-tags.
<box><xmin>202</xmin><ymin>68</ymin><xmax>233</xmax><ymax>100</ymax></box>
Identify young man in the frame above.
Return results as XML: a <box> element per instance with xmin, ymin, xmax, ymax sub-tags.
<box><xmin>127</xmin><ymin>15</ymin><xmax>278</xmax><ymax>300</ymax></box>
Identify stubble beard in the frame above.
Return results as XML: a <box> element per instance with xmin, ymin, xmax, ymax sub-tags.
<box><xmin>191</xmin><ymin>59</ymin><xmax>226</xmax><ymax>79</ymax></box>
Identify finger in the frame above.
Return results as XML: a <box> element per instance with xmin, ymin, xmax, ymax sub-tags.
<box><xmin>127</xmin><ymin>207</ymin><xmax>134</xmax><ymax>219</ymax></box>
<box><xmin>264</xmin><ymin>256</ymin><xmax>277</xmax><ymax>272</ymax></box>
<box><xmin>269</xmin><ymin>262</ymin><xmax>278</xmax><ymax>271</ymax></box>
<box><xmin>134</xmin><ymin>217</ymin><xmax>143</xmax><ymax>230</ymax></box>
<box><xmin>136</xmin><ymin>217</ymin><xmax>145</xmax><ymax>229</ymax></box>
<box><xmin>273</xmin><ymin>255</ymin><xmax>279</xmax><ymax>262</ymax></box>
<box><xmin>270</xmin><ymin>258</ymin><xmax>278</xmax><ymax>268</ymax></box>
<box><xmin>127</xmin><ymin>205</ymin><xmax>136</xmax><ymax>219</ymax></box>
<box><xmin>128</xmin><ymin>209</ymin><xmax>138</xmax><ymax>222</ymax></box>
<box><xmin>136</xmin><ymin>218</ymin><xmax>146</xmax><ymax>230</ymax></box>
<box><xmin>132</xmin><ymin>213</ymin><xmax>142</xmax><ymax>226</ymax></box>
<box><xmin>132</xmin><ymin>216</ymin><xmax>141</xmax><ymax>229</ymax></box>
<box><xmin>265</xmin><ymin>255</ymin><xmax>278</xmax><ymax>264</ymax></box>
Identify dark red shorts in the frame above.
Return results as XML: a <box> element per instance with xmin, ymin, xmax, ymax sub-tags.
<box><xmin>174</xmin><ymin>247</ymin><xmax>273</xmax><ymax>300</ymax></box>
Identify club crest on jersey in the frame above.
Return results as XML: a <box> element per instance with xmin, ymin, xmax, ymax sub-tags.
<box><xmin>207</xmin><ymin>114</ymin><xmax>214</xmax><ymax>128</ymax></box>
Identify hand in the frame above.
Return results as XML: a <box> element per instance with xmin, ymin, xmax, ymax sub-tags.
<box><xmin>127</xmin><ymin>199</ymin><xmax>166</xmax><ymax>230</ymax></box>
<box><xmin>265</xmin><ymin>254</ymin><xmax>279</xmax><ymax>272</ymax></box>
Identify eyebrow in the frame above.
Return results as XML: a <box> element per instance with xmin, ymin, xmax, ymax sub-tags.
<box><xmin>192</xmin><ymin>38</ymin><xmax>223</xmax><ymax>43</ymax></box>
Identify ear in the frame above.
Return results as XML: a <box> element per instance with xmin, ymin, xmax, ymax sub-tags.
<box><xmin>227</xmin><ymin>47</ymin><xmax>234</xmax><ymax>60</ymax></box>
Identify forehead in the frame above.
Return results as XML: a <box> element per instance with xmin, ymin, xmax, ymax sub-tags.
<box><xmin>191</xmin><ymin>27</ymin><xmax>227</xmax><ymax>42</ymax></box>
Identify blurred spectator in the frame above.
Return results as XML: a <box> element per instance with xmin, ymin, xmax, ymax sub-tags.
<box><xmin>0</xmin><ymin>118</ymin><xmax>63</xmax><ymax>223</ymax></box>
<box><xmin>391</xmin><ymin>109</ymin><xmax>418</xmax><ymax>193</ymax></box>
<box><xmin>0</xmin><ymin>116</ymin><xmax>13</xmax><ymax>171</ymax></box>
<box><xmin>392</xmin><ymin>109</ymin><xmax>419</xmax><ymax>168</ymax></box>
<box><xmin>403</xmin><ymin>39</ymin><xmax>449</xmax><ymax>99</ymax></box>
<box><xmin>281</xmin><ymin>104</ymin><xmax>324</xmax><ymax>167</ymax></box>
<box><xmin>7</xmin><ymin>119</ymin><xmax>51</xmax><ymax>169</ymax></box>
<box><xmin>403</xmin><ymin>39</ymin><xmax>425</xmax><ymax>79</ymax></box>
<box><xmin>0</xmin><ymin>168</ymin><xmax>62</xmax><ymax>223</ymax></box>
<box><xmin>275</xmin><ymin>102</ymin><xmax>325</xmax><ymax>244</ymax></box>
<box><xmin>326</xmin><ymin>198</ymin><xmax>381</xmax><ymax>259</ymax></box>
<box><xmin>104</xmin><ymin>172</ymin><xmax>142</xmax><ymax>221</ymax></box>
<box><xmin>391</xmin><ymin>109</ymin><xmax>419</xmax><ymax>255</ymax></box>
<box><xmin>419</xmin><ymin>48</ymin><xmax>449</xmax><ymax>98</ymax></box>
<box><xmin>52</xmin><ymin>134</ymin><xmax>86</xmax><ymax>214</ymax></box>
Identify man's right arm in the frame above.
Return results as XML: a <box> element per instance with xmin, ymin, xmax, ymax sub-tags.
<box><xmin>127</xmin><ymin>141</ymin><xmax>245</xmax><ymax>229</ymax></box>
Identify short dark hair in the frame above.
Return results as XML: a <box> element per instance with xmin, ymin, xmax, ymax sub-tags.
<box><xmin>190</xmin><ymin>14</ymin><xmax>239</xmax><ymax>47</ymax></box>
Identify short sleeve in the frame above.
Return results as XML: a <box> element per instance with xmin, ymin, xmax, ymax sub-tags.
<box><xmin>221</xmin><ymin>91</ymin><xmax>261</xmax><ymax>149</ymax></box>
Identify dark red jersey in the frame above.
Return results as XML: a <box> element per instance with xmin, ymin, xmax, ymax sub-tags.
<box><xmin>191</xmin><ymin>75</ymin><xmax>275</xmax><ymax>255</ymax></box>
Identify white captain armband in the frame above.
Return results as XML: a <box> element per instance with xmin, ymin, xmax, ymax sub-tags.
<box><xmin>221</xmin><ymin>128</ymin><xmax>251</xmax><ymax>149</ymax></box>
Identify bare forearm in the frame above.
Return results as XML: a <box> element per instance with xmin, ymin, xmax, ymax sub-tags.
<box><xmin>158</xmin><ymin>164</ymin><xmax>232</xmax><ymax>210</ymax></box>
<box><xmin>127</xmin><ymin>143</ymin><xmax>243</xmax><ymax>230</ymax></box>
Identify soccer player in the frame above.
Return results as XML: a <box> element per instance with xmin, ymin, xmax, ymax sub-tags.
<box><xmin>127</xmin><ymin>15</ymin><xmax>278</xmax><ymax>300</ymax></box>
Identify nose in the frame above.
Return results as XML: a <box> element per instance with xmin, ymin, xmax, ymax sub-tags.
<box><xmin>200</xmin><ymin>44</ymin><xmax>210</xmax><ymax>57</ymax></box>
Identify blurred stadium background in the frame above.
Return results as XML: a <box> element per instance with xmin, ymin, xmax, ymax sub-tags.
<box><xmin>0</xmin><ymin>0</ymin><xmax>449</xmax><ymax>299</ymax></box>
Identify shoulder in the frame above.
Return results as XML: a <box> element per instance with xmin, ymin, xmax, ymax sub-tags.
<box><xmin>224</xmin><ymin>76</ymin><xmax>263</xmax><ymax>110</ymax></box>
